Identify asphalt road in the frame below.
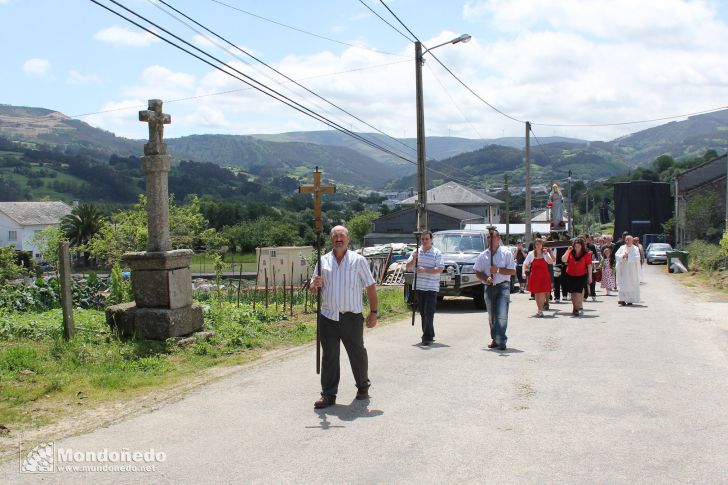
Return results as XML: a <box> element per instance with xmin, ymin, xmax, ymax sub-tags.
<box><xmin>3</xmin><ymin>264</ymin><xmax>727</xmax><ymax>484</ymax></box>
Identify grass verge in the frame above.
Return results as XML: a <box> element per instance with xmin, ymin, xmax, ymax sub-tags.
<box><xmin>0</xmin><ymin>287</ymin><xmax>408</xmax><ymax>434</ymax></box>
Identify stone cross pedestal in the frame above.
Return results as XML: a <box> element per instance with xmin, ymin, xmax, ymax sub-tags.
<box><xmin>106</xmin><ymin>99</ymin><xmax>203</xmax><ymax>340</ymax></box>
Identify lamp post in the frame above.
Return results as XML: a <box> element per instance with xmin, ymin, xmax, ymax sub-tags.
<box><xmin>415</xmin><ymin>33</ymin><xmax>471</xmax><ymax>232</ymax></box>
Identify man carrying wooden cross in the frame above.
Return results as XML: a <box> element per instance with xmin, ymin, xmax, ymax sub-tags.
<box><xmin>311</xmin><ymin>225</ymin><xmax>378</xmax><ymax>409</ymax></box>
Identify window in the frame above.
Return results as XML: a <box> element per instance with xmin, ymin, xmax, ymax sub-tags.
<box><xmin>8</xmin><ymin>230</ymin><xmax>17</xmax><ymax>241</ymax></box>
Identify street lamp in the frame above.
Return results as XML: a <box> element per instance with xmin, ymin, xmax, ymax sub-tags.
<box><xmin>415</xmin><ymin>34</ymin><xmax>471</xmax><ymax>232</ymax></box>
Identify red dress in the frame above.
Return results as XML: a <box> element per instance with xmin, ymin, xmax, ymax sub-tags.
<box><xmin>527</xmin><ymin>257</ymin><xmax>552</xmax><ymax>293</ymax></box>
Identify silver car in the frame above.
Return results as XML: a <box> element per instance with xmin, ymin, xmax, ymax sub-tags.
<box><xmin>645</xmin><ymin>243</ymin><xmax>672</xmax><ymax>264</ymax></box>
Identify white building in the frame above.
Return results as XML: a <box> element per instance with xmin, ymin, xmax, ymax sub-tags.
<box><xmin>0</xmin><ymin>201</ymin><xmax>72</xmax><ymax>259</ymax></box>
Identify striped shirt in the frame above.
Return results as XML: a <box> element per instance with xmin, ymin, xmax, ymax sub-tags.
<box><xmin>407</xmin><ymin>246</ymin><xmax>444</xmax><ymax>292</ymax></box>
<box><xmin>312</xmin><ymin>250</ymin><xmax>376</xmax><ymax>322</ymax></box>
<box><xmin>473</xmin><ymin>245</ymin><xmax>516</xmax><ymax>285</ymax></box>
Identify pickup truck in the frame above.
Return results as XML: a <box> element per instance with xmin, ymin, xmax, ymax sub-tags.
<box><xmin>404</xmin><ymin>230</ymin><xmax>489</xmax><ymax>309</ymax></box>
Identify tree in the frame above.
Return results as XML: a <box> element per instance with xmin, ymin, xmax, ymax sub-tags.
<box><xmin>30</xmin><ymin>227</ymin><xmax>66</xmax><ymax>272</ymax></box>
<box><xmin>0</xmin><ymin>246</ymin><xmax>25</xmax><ymax>283</ymax></box>
<box><xmin>652</xmin><ymin>154</ymin><xmax>674</xmax><ymax>173</ymax></box>
<box><xmin>685</xmin><ymin>192</ymin><xmax>725</xmax><ymax>243</ymax></box>
<box><xmin>86</xmin><ymin>194</ymin><xmax>223</xmax><ymax>267</ymax></box>
<box><xmin>346</xmin><ymin>211</ymin><xmax>379</xmax><ymax>247</ymax></box>
<box><xmin>61</xmin><ymin>203</ymin><xmax>106</xmax><ymax>264</ymax></box>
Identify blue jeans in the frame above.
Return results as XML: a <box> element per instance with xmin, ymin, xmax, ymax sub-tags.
<box><xmin>484</xmin><ymin>282</ymin><xmax>510</xmax><ymax>345</ymax></box>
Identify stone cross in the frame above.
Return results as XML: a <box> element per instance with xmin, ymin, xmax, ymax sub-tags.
<box><xmin>139</xmin><ymin>99</ymin><xmax>172</xmax><ymax>252</ymax></box>
<box><xmin>139</xmin><ymin>99</ymin><xmax>171</xmax><ymax>156</ymax></box>
<box><xmin>299</xmin><ymin>167</ymin><xmax>335</xmax><ymax>232</ymax></box>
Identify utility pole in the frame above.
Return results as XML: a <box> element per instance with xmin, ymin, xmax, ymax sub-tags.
<box><xmin>674</xmin><ymin>177</ymin><xmax>680</xmax><ymax>247</ymax></box>
<box><xmin>415</xmin><ymin>41</ymin><xmax>427</xmax><ymax>232</ymax></box>
<box><xmin>568</xmin><ymin>170</ymin><xmax>573</xmax><ymax>235</ymax></box>
<box><xmin>505</xmin><ymin>173</ymin><xmax>510</xmax><ymax>243</ymax></box>
<box><xmin>585</xmin><ymin>189</ymin><xmax>589</xmax><ymax>234</ymax></box>
<box><xmin>525</xmin><ymin>121</ymin><xmax>532</xmax><ymax>244</ymax></box>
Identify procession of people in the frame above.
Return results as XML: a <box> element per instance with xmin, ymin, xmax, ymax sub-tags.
<box><xmin>308</xmin><ymin>220</ymin><xmax>646</xmax><ymax>408</ymax></box>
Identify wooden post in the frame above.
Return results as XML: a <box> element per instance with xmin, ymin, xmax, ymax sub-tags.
<box><xmin>304</xmin><ymin>268</ymin><xmax>309</xmax><ymax>314</ymax></box>
<box><xmin>58</xmin><ymin>241</ymin><xmax>75</xmax><ymax>340</ymax></box>
<box><xmin>290</xmin><ymin>261</ymin><xmax>293</xmax><ymax>316</ymax></box>
<box><xmin>264</xmin><ymin>268</ymin><xmax>269</xmax><ymax>309</ymax></box>
<box><xmin>273</xmin><ymin>265</ymin><xmax>278</xmax><ymax>312</ymax></box>
<box><xmin>283</xmin><ymin>273</ymin><xmax>287</xmax><ymax>313</ymax></box>
<box><xmin>236</xmin><ymin>258</ymin><xmax>243</xmax><ymax>307</ymax></box>
<box><xmin>253</xmin><ymin>247</ymin><xmax>261</xmax><ymax>310</ymax></box>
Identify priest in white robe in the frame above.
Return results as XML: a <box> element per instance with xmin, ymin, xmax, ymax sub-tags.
<box><xmin>615</xmin><ymin>235</ymin><xmax>641</xmax><ymax>305</ymax></box>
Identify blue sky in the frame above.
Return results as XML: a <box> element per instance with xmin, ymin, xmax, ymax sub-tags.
<box><xmin>2</xmin><ymin>0</ymin><xmax>728</xmax><ymax>142</ymax></box>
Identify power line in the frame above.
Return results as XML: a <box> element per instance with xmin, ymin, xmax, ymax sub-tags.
<box><xmin>69</xmin><ymin>60</ymin><xmax>410</xmax><ymax>118</ymax></box>
<box><xmin>91</xmin><ymin>0</ymin><xmax>416</xmax><ymax>165</ymax></box>
<box><xmin>154</xmin><ymin>0</ymin><xmax>418</xmax><ymax>159</ymax></box>
<box><xmin>531</xmin><ymin>106</ymin><xmax>728</xmax><ymax>128</ymax></box>
<box><xmin>210</xmin><ymin>0</ymin><xmax>409</xmax><ymax>58</ymax></box>
<box><xmin>88</xmin><ymin>0</ymin><xmax>493</xmax><ymax>192</ymax></box>
<box><xmin>357</xmin><ymin>0</ymin><xmax>414</xmax><ymax>43</ymax></box>
<box><xmin>376</xmin><ymin>0</ymin><xmax>524</xmax><ymax>125</ymax></box>
<box><xmin>424</xmin><ymin>60</ymin><xmax>485</xmax><ymax>140</ymax></box>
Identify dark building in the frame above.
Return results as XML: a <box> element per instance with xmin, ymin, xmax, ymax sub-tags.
<box><xmin>364</xmin><ymin>181</ymin><xmax>504</xmax><ymax>246</ymax></box>
<box><xmin>364</xmin><ymin>204</ymin><xmax>484</xmax><ymax>246</ymax></box>
<box><xmin>675</xmin><ymin>153</ymin><xmax>727</xmax><ymax>245</ymax></box>
<box><xmin>613</xmin><ymin>181</ymin><xmax>672</xmax><ymax>241</ymax></box>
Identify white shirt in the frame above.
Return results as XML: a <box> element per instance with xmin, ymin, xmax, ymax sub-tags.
<box><xmin>473</xmin><ymin>244</ymin><xmax>516</xmax><ymax>285</ymax></box>
<box><xmin>312</xmin><ymin>249</ymin><xmax>376</xmax><ymax>322</ymax></box>
<box><xmin>523</xmin><ymin>251</ymin><xmax>554</xmax><ymax>267</ymax></box>
<box><xmin>407</xmin><ymin>246</ymin><xmax>444</xmax><ymax>292</ymax></box>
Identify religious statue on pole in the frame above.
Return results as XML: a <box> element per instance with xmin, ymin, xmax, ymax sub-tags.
<box><xmin>548</xmin><ymin>182</ymin><xmax>565</xmax><ymax>231</ymax></box>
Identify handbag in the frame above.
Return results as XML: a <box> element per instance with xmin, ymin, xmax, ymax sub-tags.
<box><xmin>593</xmin><ymin>268</ymin><xmax>602</xmax><ymax>282</ymax></box>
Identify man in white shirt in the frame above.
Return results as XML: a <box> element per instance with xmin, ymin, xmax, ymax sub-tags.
<box><xmin>406</xmin><ymin>230</ymin><xmax>444</xmax><ymax>345</ymax></box>
<box><xmin>474</xmin><ymin>230</ymin><xmax>517</xmax><ymax>350</ymax></box>
<box><xmin>311</xmin><ymin>225</ymin><xmax>378</xmax><ymax>409</ymax></box>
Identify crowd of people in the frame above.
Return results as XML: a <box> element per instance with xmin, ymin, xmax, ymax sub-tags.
<box><xmin>310</xmin><ymin>224</ymin><xmax>647</xmax><ymax>409</ymax></box>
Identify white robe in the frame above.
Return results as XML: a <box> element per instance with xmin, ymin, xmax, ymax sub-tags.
<box><xmin>616</xmin><ymin>244</ymin><xmax>641</xmax><ymax>303</ymax></box>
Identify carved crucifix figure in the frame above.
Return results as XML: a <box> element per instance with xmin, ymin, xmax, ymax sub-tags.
<box><xmin>139</xmin><ymin>99</ymin><xmax>171</xmax><ymax>156</ymax></box>
<box><xmin>299</xmin><ymin>167</ymin><xmax>335</xmax><ymax>374</ymax></box>
<box><xmin>299</xmin><ymin>167</ymin><xmax>336</xmax><ymax>233</ymax></box>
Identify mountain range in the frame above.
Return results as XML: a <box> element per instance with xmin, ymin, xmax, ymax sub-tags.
<box><xmin>1</xmin><ymin>104</ymin><xmax>726</xmax><ymax>191</ymax></box>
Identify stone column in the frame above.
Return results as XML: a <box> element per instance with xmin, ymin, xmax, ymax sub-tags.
<box><xmin>106</xmin><ymin>99</ymin><xmax>203</xmax><ymax>340</ymax></box>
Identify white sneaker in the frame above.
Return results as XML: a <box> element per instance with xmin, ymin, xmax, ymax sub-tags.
<box><xmin>591</xmin><ymin>296</ymin><xmax>596</xmax><ymax>302</ymax></box>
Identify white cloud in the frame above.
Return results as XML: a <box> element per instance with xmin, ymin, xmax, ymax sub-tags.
<box><xmin>66</xmin><ymin>70</ymin><xmax>101</xmax><ymax>85</ymax></box>
<box><xmin>22</xmin><ymin>58</ymin><xmax>51</xmax><ymax>78</ymax></box>
<box><xmin>94</xmin><ymin>26</ymin><xmax>159</xmax><ymax>47</ymax></box>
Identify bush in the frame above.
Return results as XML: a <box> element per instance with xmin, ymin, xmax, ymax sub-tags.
<box><xmin>686</xmin><ymin>240</ymin><xmax>725</xmax><ymax>272</ymax></box>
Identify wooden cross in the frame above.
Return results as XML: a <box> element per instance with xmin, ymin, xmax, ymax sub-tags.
<box><xmin>299</xmin><ymin>167</ymin><xmax>335</xmax><ymax>233</ymax></box>
<box><xmin>139</xmin><ymin>99</ymin><xmax>171</xmax><ymax>155</ymax></box>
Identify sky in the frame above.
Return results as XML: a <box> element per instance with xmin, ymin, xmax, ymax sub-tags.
<box><xmin>2</xmin><ymin>0</ymin><xmax>728</xmax><ymax>145</ymax></box>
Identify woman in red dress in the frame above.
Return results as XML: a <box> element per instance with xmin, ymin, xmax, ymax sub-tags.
<box><xmin>523</xmin><ymin>238</ymin><xmax>554</xmax><ymax>317</ymax></box>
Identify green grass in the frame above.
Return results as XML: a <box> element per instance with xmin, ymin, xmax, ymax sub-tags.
<box><xmin>0</xmin><ymin>287</ymin><xmax>408</xmax><ymax>429</ymax></box>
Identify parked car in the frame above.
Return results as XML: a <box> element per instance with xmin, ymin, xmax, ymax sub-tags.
<box><xmin>645</xmin><ymin>243</ymin><xmax>673</xmax><ymax>264</ymax></box>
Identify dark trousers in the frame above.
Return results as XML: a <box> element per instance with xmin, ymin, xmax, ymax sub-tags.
<box><xmin>584</xmin><ymin>279</ymin><xmax>597</xmax><ymax>298</ymax></box>
<box><xmin>320</xmin><ymin>312</ymin><xmax>369</xmax><ymax>397</ymax></box>
<box><xmin>553</xmin><ymin>265</ymin><xmax>567</xmax><ymax>299</ymax></box>
<box><xmin>416</xmin><ymin>290</ymin><xmax>437</xmax><ymax>342</ymax></box>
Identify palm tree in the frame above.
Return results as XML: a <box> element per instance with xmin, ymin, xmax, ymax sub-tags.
<box><xmin>61</xmin><ymin>203</ymin><xmax>106</xmax><ymax>266</ymax></box>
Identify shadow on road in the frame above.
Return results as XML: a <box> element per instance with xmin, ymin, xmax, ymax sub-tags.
<box><xmin>412</xmin><ymin>342</ymin><xmax>451</xmax><ymax>349</ymax></box>
<box><xmin>482</xmin><ymin>347</ymin><xmax>524</xmax><ymax>355</ymax></box>
<box><xmin>309</xmin><ymin>401</ymin><xmax>384</xmax><ymax>428</ymax></box>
